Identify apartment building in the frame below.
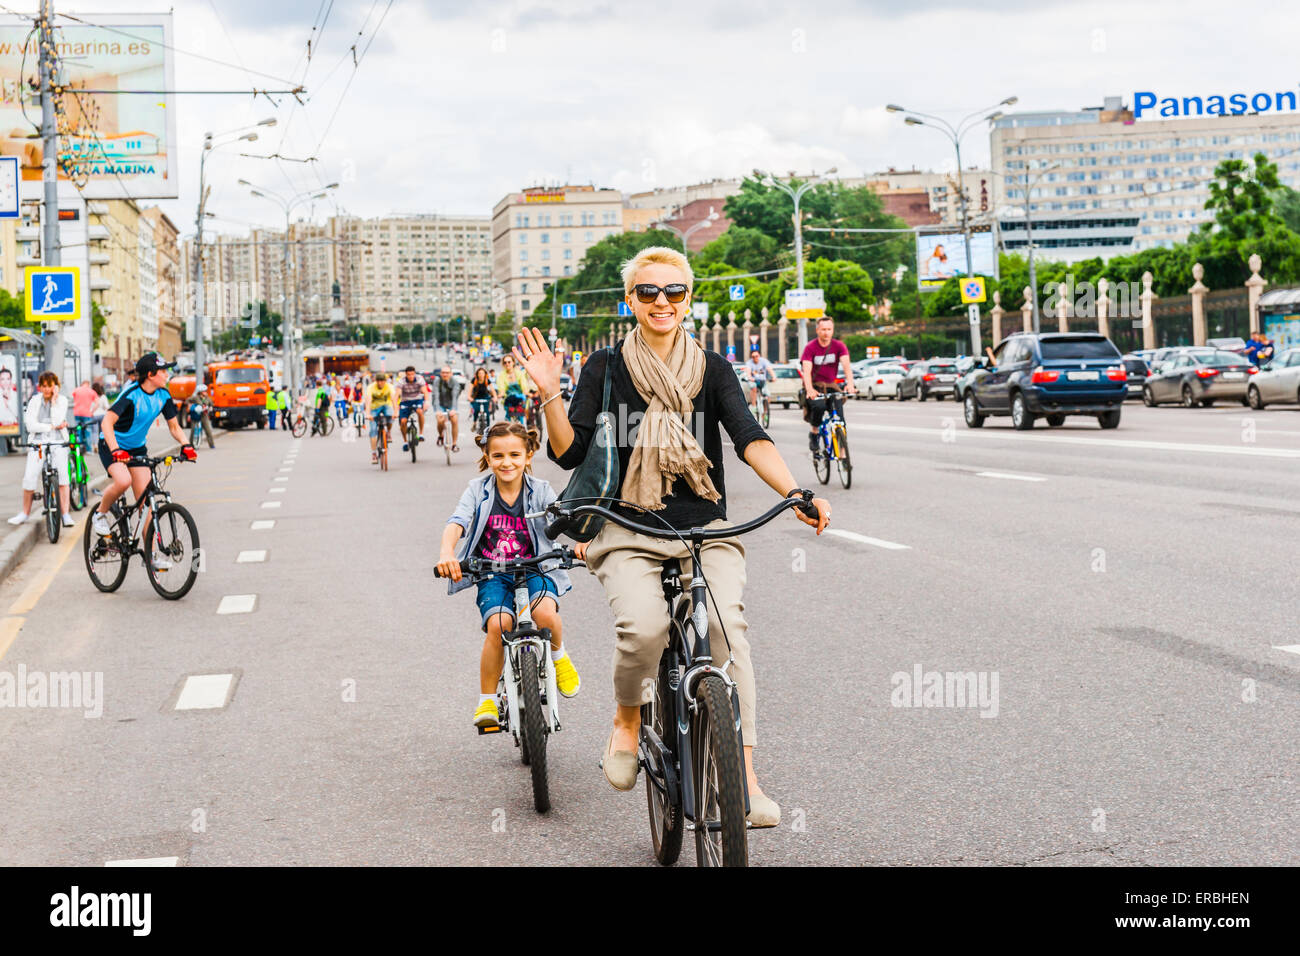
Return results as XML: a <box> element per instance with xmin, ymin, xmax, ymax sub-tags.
<box><xmin>491</xmin><ymin>185</ymin><xmax>623</xmax><ymax>318</ymax></box>
<box><xmin>140</xmin><ymin>207</ymin><xmax>182</xmax><ymax>358</ymax></box>
<box><xmin>338</xmin><ymin>213</ymin><xmax>492</xmax><ymax>326</ymax></box>
<box><xmin>991</xmin><ymin>95</ymin><xmax>1300</xmax><ymax>251</ymax></box>
<box><xmin>90</xmin><ymin>199</ymin><xmax>145</xmax><ymax>378</ymax></box>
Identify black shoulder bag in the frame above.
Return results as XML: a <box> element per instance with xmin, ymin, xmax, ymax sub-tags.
<box><xmin>555</xmin><ymin>346</ymin><xmax>621</xmax><ymax>542</ymax></box>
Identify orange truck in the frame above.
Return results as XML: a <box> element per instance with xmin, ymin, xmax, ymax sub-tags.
<box><xmin>170</xmin><ymin>359</ymin><xmax>270</xmax><ymax>428</ymax></box>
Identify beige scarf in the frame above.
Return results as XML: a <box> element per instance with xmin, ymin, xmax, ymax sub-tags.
<box><xmin>620</xmin><ymin>325</ymin><xmax>721</xmax><ymax>510</ymax></box>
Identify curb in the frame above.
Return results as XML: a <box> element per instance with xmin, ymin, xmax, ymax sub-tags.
<box><xmin>0</xmin><ymin>432</ymin><xmax>225</xmax><ymax>588</ymax></box>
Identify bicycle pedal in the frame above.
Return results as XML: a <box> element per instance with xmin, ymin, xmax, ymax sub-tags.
<box><xmin>477</xmin><ymin>724</ymin><xmax>502</xmax><ymax>735</ymax></box>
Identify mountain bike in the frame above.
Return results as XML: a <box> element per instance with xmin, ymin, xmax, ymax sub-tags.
<box><xmin>25</xmin><ymin>441</ymin><xmax>71</xmax><ymax>543</ymax></box>
<box><xmin>66</xmin><ymin>425</ymin><xmax>91</xmax><ymax>512</ymax></box>
<box><xmin>810</xmin><ymin>389</ymin><xmax>851</xmax><ymax>489</ymax></box>
<box><xmin>435</xmin><ymin>547</ymin><xmax>582</xmax><ymax>813</ymax></box>
<box><xmin>471</xmin><ymin>397</ymin><xmax>492</xmax><ymax>437</ymax></box>
<box><xmin>541</xmin><ymin>490</ymin><xmax>820</xmax><ymax>867</ymax></box>
<box><xmin>84</xmin><ymin>453</ymin><xmax>199</xmax><ymax>600</ymax></box>
<box><xmin>402</xmin><ymin>409</ymin><xmax>422</xmax><ymax>463</ymax></box>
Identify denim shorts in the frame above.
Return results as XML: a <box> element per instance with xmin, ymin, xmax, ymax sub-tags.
<box><xmin>475</xmin><ymin>571</ymin><xmax>558</xmax><ymax>631</ymax></box>
<box><xmin>369</xmin><ymin>405</ymin><xmax>393</xmax><ymax>438</ymax></box>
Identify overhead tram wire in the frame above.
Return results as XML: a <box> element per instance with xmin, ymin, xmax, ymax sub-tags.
<box><xmin>311</xmin><ymin>0</ymin><xmax>394</xmax><ymax>156</ymax></box>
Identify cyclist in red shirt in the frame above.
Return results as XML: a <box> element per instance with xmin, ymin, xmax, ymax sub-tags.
<box><xmin>799</xmin><ymin>316</ymin><xmax>856</xmax><ymax>451</ymax></box>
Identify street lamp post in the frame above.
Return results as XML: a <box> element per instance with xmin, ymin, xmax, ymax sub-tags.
<box><xmin>889</xmin><ymin>98</ymin><xmax>1016</xmax><ymax>357</ymax></box>
<box><xmin>193</xmin><ymin>119</ymin><xmax>275</xmax><ymax>384</ymax></box>
<box><xmin>240</xmin><ymin>179</ymin><xmax>339</xmax><ymax>394</ymax></box>
<box><xmin>753</xmin><ymin>168</ymin><xmax>836</xmax><ymax>353</ymax></box>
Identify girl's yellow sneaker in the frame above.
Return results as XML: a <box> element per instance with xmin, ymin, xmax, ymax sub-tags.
<box><xmin>553</xmin><ymin>653</ymin><xmax>580</xmax><ymax>698</ymax></box>
<box><xmin>473</xmin><ymin>698</ymin><xmax>500</xmax><ymax>728</ymax></box>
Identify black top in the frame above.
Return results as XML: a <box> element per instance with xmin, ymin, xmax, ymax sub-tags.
<box><xmin>548</xmin><ymin>343</ymin><xmax>771</xmax><ymax>529</ymax></box>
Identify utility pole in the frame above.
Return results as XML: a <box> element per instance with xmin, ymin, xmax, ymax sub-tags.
<box><xmin>38</xmin><ymin>0</ymin><xmax>62</xmax><ymax>377</ymax></box>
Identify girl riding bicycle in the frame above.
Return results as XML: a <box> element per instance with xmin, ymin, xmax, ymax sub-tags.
<box><xmin>436</xmin><ymin>421</ymin><xmax>582</xmax><ymax>729</ymax></box>
<box><xmin>468</xmin><ymin>367</ymin><xmax>493</xmax><ymax>434</ymax></box>
<box><xmin>514</xmin><ymin>245</ymin><xmax>829</xmax><ymax>829</ymax></box>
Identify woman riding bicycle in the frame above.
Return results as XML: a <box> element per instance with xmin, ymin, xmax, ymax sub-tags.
<box><xmin>515</xmin><ymin>245</ymin><xmax>830</xmax><ymax>829</ymax></box>
<box><xmin>494</xmin><ymin>354</ymin><xmax>531</xmax><ymax>424</ymax></box>
<box><xmin>469</xmin><ymin>367</ymin><xmax>494</xmax><ymax>434</ymax></box>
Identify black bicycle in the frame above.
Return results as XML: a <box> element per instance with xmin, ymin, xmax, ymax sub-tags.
<box><xmin>435</xmin><ymin>548</ymin><xmax>582</xmax><ymax>813</ymax></box>
<box><xmin>542</xmin><ymin>490</ymin><xmax>819</xmax><ymax>867</ymax></box>
<box><xmin>84</xmin><ymin>453</ymin><xmax>199</xmax><ymax>600</ymax></box>
<box><xmin>24</xmin><ymin>441</ymin><xmax>71</xmax><ymax>543</ymax></box>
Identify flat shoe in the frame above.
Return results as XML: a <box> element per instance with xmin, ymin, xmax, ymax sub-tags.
<box><xmin>600</xmin><ymin>731</ymin><xmax>639</xmax><ymax>791</ymax></box>
<box><xmin>747</xmin><ymin>791</ymin><xmax>780</xmax><ymax>829</ymax></box>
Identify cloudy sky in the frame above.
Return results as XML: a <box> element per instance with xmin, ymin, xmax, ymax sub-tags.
<box><xmin>20</xmin><ymin>0</ymin><xmax>1300</xmax><ymax>236</ymax></box>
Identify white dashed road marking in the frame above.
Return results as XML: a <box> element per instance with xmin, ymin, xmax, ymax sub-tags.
<box><xmin>824</xmin><ymin>528</ymin><xmax>911</xmax><ymax>550</ymax></box>
<box><xmin>106</xmin><ymin>857</ymin><xmax>179</xmax><ymax>867</ymax></box>
<box><xmin>250</xmin><ymin>520</ymin><xmax>275</xmax><ymax>530</ymax></box>
<box><xmin>260</xmin><ymin>501</ymin><xmax>282</xmax><ymax>509</ymax></box>
<box><xmin>269</xmin><ymin>488</ymin><xmax>286</xmax><ymax>494</ymax></box>
<box><xmin>236</xmin><ymin>550</ymin><xmax>267</xmax><ymax>563</ymax></box>
<box><xmin>1273</xmin><ymin>645</ymin><xmax>1300</xmax><ymax>656</ymax></box>
<box><xmin>976</xmin><ymin>471</ymin><xmax>1048</xmax><ymax>482</ymax></box>
<box><xmin>216</xmin><ymin>594</ymin><xmax>257</xmax><ymax>615</ymax></box>
<box><xmin>273</xmin><ymin>476</ymin><xmax>288</xmax><ymax>482</ymax></box>
<box><xmin>174</xmin><ymin>673</ymin><xmax>235</xmax><ymax>710</ymax></box>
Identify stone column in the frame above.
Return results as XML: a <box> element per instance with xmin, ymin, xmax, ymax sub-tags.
<box><xmin>1096</xmin><ymin>277</ymin><xmax>1110</xmax><ymax>339</ymax></box>
<box><xmin>759</xmin><ymin>308</ymin><xmax>771</xmax><ymax>360</ymax></box>
<box><xmin>1245</xmin><ymin>253</ymin><xmax>1266</xmax><ymax>334</ymax></box>
<box><xmin>1056</xmin><ymin>281</ymin><xmax>1070</xmax><ymax>332</ymax></box>
<box><xmin>1140</xmin><ymin>271</ymin><xmax>1156</xmax><ymax>350</ymax></box>
<box><xmin>1021</xmin><ymin>286</ymin><xmax>1033</xmax><ymax>333</ymax></box>
<box><xmin>990</xmin><ymin>290</ymin><xmax>1004</xmax><ymax>344</ymax></box>
<box><xmin>711</xmin><ymin>314</ymin><xmax>722</xmax><ymax>353</ymax></box>
<box><xmin>726</xmin><ymin>311</ymin><xmax>737</xmax><ymax>356</ymax></box>
<box><xmin>777</xmin><ymin>312</ymin><xmax>789</xmax><ymax>363</ymax></box>
<box><xmin>1189</xmin><ymin>262</ymin><xmax>1208</xmax><ymax>347</ymax></box>
<box><xmin>742</xmin><ymin>309</ymin><xmax>754</xmax><ymax>356</ymax></box>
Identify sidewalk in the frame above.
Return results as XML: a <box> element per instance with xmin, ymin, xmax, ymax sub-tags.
<box><xmin>0</xmin><ymin>418</ymin><xmax>228</xmax><ymax>586</ymax></box>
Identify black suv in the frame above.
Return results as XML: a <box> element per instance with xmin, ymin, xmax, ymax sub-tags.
<box><xmin>962</xmin><ymin>333</ymin><xmax>1128</xmax><ymax>430</ymax></box>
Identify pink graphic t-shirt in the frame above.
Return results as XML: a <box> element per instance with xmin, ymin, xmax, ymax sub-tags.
<box><xmin>476</xmin><ymin>488</ymin><xmax>534</xmax><ymax>563</ymax></box>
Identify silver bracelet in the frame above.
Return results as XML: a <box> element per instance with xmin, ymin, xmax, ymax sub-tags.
<box><xmin>539</xmin><ymin>391</ymin><xmax>562</xmax><ymax>410</ymax></box>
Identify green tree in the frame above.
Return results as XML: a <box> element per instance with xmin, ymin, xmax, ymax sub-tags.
<box><xmin>695</xmin><ymin>226</ymin><xmax>781</xmax><ymax>274</ymax></box>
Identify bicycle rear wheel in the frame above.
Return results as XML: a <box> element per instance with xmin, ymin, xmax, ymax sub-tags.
<box><xmin>291</xmin><ymin>415</ymin><xmax>307</xmax><ymax>438</ymax></box>
<box><xmin>144</xmin><ymin>503</ymin><xmax>200</xmax><ymax>600</ymax></box>
<box><xmin>323</xmin><ymin>416</ymin><xmax>336</xmax><ymax>437</ymax></box>
<box><xmin>692</xmin><ymin>674</ymin><xmax>748</xmax><ymax>867</ymax></box>
<box><xmin>833</xmin><ymin>422</ymin><xmax>852</xmax><ymax>489</ymax></box>
<box><xmin>643</xmin><ymin>651</ymin><xmax>684</xmax><ymax>866</ymax></box>
<box><xmin>518</xmin><ymin>645</ymin><xmax>551</xmax><ymax>813</ymax></box>
<box><xmin>84</xmin><ymin>508</ymin><xmax>129</xmax><ymax>592</ymax></box>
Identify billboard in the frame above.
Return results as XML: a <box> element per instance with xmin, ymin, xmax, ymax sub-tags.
<box><xmin>917</xmin><ymin>228</ymin><xmax>997</xmax><ymax>291</ymax></box>
<box><xmin>0</xmin><ymin>13</ymin><xmax>177</xmax><ymax>198</ymax></box>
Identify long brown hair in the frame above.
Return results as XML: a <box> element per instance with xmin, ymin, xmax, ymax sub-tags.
<box><xmin>477</xmin><ymin>421</ymin><xmax>541</xmax><ymax>473</ymax></box>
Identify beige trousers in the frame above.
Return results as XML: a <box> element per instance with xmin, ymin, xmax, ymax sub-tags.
<box><xmin>585</xmin><ymin>518</ymin><xmax>756</xmax><ymax>746</ymax></box>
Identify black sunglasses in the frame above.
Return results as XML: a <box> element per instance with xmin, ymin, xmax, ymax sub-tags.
<box><xmin>633</xmin><ymin>283</ymin><xmax>689</xmax><ymax>304</ymax></box>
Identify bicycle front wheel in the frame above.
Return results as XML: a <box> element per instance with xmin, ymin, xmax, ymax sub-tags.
<box><xmin>518</xmin><ymin>645</ymin><xmax>551</xmax><ymax>813</ymax></box>
<box><xmin>833</xmin><ymin>423</ymin><xmax>852</xmax><ymax>489</ymax></box>
<box><xmin>813</xmin><ymin>436</ymin><xmax>831</xmax><ymax>485</ymax></box>
<box><xmin>323</xmin><ymin>415</ymin><xmax>336</xmax><ymax>437</ymax></box>
<box><xmin>43</xmin><ymin>473</ymin><xmax>59</xmax><ymax>543</ymax></box>
<box><xmin>291</xmin><ymin>415</ymin><xmax>307</xmax><ymax>438</ymax></box>
<box><xmin>84</xmin><ymin>509</ymin><xmax>128</xmax><ymax>592</ymax></box>
<box><xmin>643</xmin><ymin>651</ymin><xmax>683</xmax><ymax>866</ymax></box>
<box><xmin>144</xmin><ymin>503</ymin><xmax>200</xmax><ymax>600</ymax></box>
<box><xmin>761</xmin><ymin>398</ymin><xmax>770</xmax><ymax>429</ymax></box>
<box><xmin>692</xmin><ymin>674</ymin><xmax>748</xmax><ymax>867</ymax></box>
<box><xmin>408</xmin><ymin>422</ymin><xmax>418</xmax><ymax>462</ymax></box>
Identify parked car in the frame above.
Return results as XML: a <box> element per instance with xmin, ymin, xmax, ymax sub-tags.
<box><xmin>862</xmin><ymin>363</ymin><xmax>910</xmax><ymax>399</ymax></box>
<box><xmin>1142</xmin><ymin>349</ymin><xmax>1257</xmax><ymax>407</ymax></box>
<box><xmin>1245</xmin><ymin>348</ymin><xmax>1300</xmax><ymax>408</ymax></box>
<box><xmin>962</xmin><ymin>332</ymin><xmax>1127</xmax><ymax>430</ymax></box>
<box><xmin>1207</xmin><ymin>336</ymin><xmax>1249</xmax><ymax>355</ymax></box>
<box><xmin>1120</xmin><ymin>353</ymin><xmax>1151</xmax><ymax>399</ymax></box>
<box><xmin>900</xmin><ymin>359</ymin><xmax>959</xmax><ymax>401</ymax></box>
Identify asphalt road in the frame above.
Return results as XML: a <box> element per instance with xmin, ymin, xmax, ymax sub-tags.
<box><xmin>0</xmin><ymin>391</ymin><xmax>1297</xmax><ymax>866</ymax></box>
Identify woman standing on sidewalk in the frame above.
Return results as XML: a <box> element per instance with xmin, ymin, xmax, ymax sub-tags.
<box><xmin>515</xmin><ymin>245</ymin><xmax>829</xmax><ymax>829</ymax></box>
<box><xmin>8</xmin><ymin>372</ymin><xmax>74</xmax><ymax>528</ymax></box>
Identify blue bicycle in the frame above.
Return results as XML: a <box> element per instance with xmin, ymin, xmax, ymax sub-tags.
<box><xmin>810</xmin><ymin>388</ymin><xmax>851</xmax><ymax>489</ymax></box>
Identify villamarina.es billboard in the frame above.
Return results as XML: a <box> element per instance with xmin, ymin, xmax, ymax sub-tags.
<box><xmin>0</xmin><ymin>13</ymin><xmax>177</xmax><ymax>199</ymax></box>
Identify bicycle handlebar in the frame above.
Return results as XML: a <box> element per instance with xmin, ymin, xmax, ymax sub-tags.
<box><xmin>434</xmin><ymin>547</ymin><xmax>581</xmax><ymax>580</ymax></box>
<box><xmin>538</xmin><ymin>490</ymin><xmax>820</xmax><ymax>542</ymax></box>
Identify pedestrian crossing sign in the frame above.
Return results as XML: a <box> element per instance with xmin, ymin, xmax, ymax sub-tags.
<box><xmin>24</xmin><ymin>266</ymin><xmax>81</xmax><ymax>322</ymax></box>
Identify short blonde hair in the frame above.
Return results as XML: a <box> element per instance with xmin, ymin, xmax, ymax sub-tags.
<box><xmin>621</xmin><ymin>245</ymin><xmax>694</xmax><ymax>295</ymax></box>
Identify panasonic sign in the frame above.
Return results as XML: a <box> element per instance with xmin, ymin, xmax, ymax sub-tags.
<box><xmin>1133</xmin><ymin>89</ymin><xmax>1299</xmax><ymax>120</ymax></box>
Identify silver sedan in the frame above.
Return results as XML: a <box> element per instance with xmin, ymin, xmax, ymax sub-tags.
<box><xmin>1246</xmin><ymin>348</ymin><xmax>1300</xmax><ymax>408</ymax></box>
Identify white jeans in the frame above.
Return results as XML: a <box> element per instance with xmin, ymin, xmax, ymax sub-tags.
<box><xmin>22</xmin><ymin>444</ymin><xmax>69</xmax><ymax>492</ymax></box>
